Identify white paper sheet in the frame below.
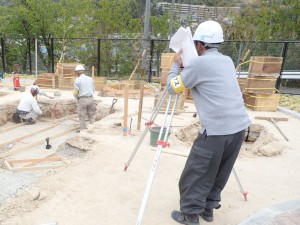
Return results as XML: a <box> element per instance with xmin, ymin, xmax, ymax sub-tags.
<box><xmin>169</xmin><ymin>27</ymin><xmax>198</xmax><ymax>67</ymax></box>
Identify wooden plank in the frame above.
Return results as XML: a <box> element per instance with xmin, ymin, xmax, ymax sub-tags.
<box><xmin>0</xmin><ymin>123</ymin><xmax>25</xmax><ymax>134</ymax></box>
<box><xmin>7</xmin><ymin>164</ymin><xmax>64</xmax><ymax>172</ymax></box>
<box><xmin>23</xmin><ymin>153</ymin><xmax>56</xmax><ymax>167</ymax></box>
<box><xmin>8</xmin><ymin>156</ymin><xmax>62</xmax><ymax>164</ymax></box>
<box><xmin>255</xmin><ymin>116</ymin><xmax>289</xmax><ymax>122</ymax></box>
<box><xmin>0</xmin><ymin>126</ymin><xmax>79</xmax><ymax>159</ymax></box>
<box><xmin>5</xmin><ymin>155</ymin><xmax>71</xmax><ymax>172</ymax></box>
<box><xmin>0</xmin><ymin>122</ymin><xmax>60</xmax><ymax>148</ymax></box>
<box><xmin>4</xmin><ymin>160</ymin><xmax>12</xmax><ymax>170</ymax></box>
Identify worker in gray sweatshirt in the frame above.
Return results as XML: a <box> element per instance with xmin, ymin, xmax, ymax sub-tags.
<box><xmin>167</xmin><ymin>21</ymin><xmax>251</xmax><ymax>225</ymax></box>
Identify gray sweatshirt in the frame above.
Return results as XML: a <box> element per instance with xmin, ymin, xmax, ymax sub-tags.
<box><xmin>167</xmin><ymin>48</ymin><xmax>251</xmax><ymax>135</ymax></box>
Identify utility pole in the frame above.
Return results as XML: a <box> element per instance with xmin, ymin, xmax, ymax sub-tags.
<box><xmin>167</xmin><ymin>0</ymin><xmax>175</xmax><ymax>52</ymax></box>
<box><xmin>141</xmin><ymin>0</ymin><xmax>151</xmax><ymax>76</ymax></box>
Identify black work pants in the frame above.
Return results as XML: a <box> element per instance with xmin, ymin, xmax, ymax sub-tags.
<box><xmin>179</xmin><ymin>129</ymin><xmax>245</xmax><ymax>214</ymax></box>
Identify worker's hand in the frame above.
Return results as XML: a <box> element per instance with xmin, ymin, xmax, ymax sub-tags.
<box><xmin>174</xmin><ymin>49</ymin><xmax>183</xmax><ymax>68</ymax></box>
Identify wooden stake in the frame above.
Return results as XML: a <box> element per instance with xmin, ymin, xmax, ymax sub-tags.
<box><xmin>123</xmin><ymin>84</ymin><xmax>129</xmax><ymax>136</ymax></box>
<box><xmin>92</xmin><ymin>66</ymin><xmax>95</xmax><ymax>80</ymax></box>
<box><xmin>137</xmin><ymin>81</ymin><xmax>144</xmax><ymax>130</ymax></box>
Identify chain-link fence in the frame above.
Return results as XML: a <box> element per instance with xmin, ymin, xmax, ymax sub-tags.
<box><xmin>1</xmin><ymin>37</ymin><xmax>300</xmax><ymax>94</ymax></box>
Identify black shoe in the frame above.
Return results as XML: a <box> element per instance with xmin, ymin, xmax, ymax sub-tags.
<box><xmin>25</xmin><ymin>118</ymin><xmax>35</xmax><ymax>125</ymax></box>
<box><xmin>171</xmin><ymin>210</ymin><xmax>199</xmax><ymax>225</ymax></box>
<box><xmin>199</xmin><ymin>208</ymin><xmax>213</xmax><ymax>222</ymax></box>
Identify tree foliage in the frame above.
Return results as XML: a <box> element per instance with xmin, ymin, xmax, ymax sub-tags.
<box><xmin>228</xmin><ymin>0</ymin><xmax>300</xmax><ymax>41</ymax></box>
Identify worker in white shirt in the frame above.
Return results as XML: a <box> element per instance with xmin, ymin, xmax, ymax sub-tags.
<box><xmin>32</xmin><ymin>82</ymin><xmax>54</xmax><ymax>99</ymax></box>
<box><xmin>73</xmin><ymin>64</ymin><xmax>96</xmax><ymax>132</ymax></box>
<box><xmin>15</xmin><ymin>85</ymin><xmax>43</xmax><ymax>124</ymax></box>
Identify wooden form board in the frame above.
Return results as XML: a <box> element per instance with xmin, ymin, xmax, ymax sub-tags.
<box><xmin>154</xmin><ymin>92</ymin><xmax>185</xmax><ymax>114</ymax></box>
<box><xmin>99</xmin><ymin>83</ymin><xmax>153</xmax><ymax>99</ymax></box>
<box><xmin>4</xmin><ymin>156</ymin><xmax>70</xmax><ymax>172</ymax></box>
<box><xmin>0</xmin><ymin>122</ymin><xmax>61</xmax><ymax>148</ymax></box>
<box><xmin>244</xmin><ymin>75</ymin><xmax>278</xmax><ymax>95</ymax></box>
<box><xmin>0</xmin><ymin>123</ymin><xmax>25</xmax><ymax>134</ymax></box>
<box><xmin>248</xmin><ymin>56</ymin><xmax>283</xmax><ymax>76</ymax></box>
<box><xmin>160</xmin><ymin>53</ymin><xmax>175</xmax><ymax>85</ymax></box>
<box><xmin>0</xmin><ymin>126</ymin><xmax>79</xmax><ymax>159</ymax></box>
<box><xmin>35</xmin><ymin>73</ymin><xmax>57</xmax><ymax>89</ymax></box>
<box><xmin>243</xmin><ymin>93</ymin><xmax>280</xmax><ymax>111</ymax></box>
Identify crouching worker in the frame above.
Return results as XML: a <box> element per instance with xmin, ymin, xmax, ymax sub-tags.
<box><xmin>14</xmin><ymin>85</ymin><xmax>42</xmax><ymax>124</ymax></box>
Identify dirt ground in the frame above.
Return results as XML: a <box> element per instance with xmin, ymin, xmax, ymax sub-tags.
<box><xmin>0</xmin><ymin>80</ymin><xmax>300</xmax><ymax>225</ymax></box>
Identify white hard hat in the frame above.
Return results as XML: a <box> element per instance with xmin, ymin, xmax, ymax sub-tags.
<box><xmin>193</xmin><ymin>21</ymin><xmax>224</xmax><ymax>43</ymax></box>
<box><xmin>31</xmin><ymin>84</ymin><xmax>40</xmax><ymax>94</ymax></box>
<box><xmin>75</xmin><ymin>65</ymin><xmax>85</xmax><ymax>71</ymax></box>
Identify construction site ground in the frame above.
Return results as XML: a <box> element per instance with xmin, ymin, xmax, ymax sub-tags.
<box><xmin>0</xmin><ymin>77</ymin><xmax>300</xmax><ymax>225</ymax></box>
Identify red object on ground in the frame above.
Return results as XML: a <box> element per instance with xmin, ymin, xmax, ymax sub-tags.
<box><xmin>13</xmin><ymin>76</ymin><xmax>20</xmax><ymax>90</ymax></box>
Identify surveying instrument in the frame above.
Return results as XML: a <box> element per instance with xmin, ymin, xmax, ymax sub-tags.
<box><xmin>124</xmin><ymin>86</ymin><xmax>247</xmax><ymax>225</ymax></box>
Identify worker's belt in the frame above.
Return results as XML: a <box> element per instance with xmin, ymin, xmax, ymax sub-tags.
<box><xmin>79</xmin><ymin>96</ymin><xmax>92</xmax><ymax>98</ymax></box>
<box><xmin>17</xmin><ymin>109</ymin><xmax>29</xmax><ymax>116</ymax></box>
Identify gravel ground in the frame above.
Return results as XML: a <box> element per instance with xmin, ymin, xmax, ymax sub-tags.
<box><xmin>0</xmin><ymin>142</ymin><xmax>86</xmax><ymax>206</ymax></box>
<box><xmin>0</xmin><ymin>169</ymin><xmax>39</xmax><ymax>204</ymax></box>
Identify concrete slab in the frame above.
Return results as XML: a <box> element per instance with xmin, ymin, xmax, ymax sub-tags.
<box><xmin>238</xmin><ymin>199</ymin><xmax>300</xmax><ymax>225</ymax></box>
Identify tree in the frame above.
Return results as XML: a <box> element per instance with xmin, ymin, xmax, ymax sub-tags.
<box><xmin>0</xmin><ymin>0</ymin><xmax>142</xmax><ymax>75</ymax></box>
<box><xmin>228</xmin><ymin>0</ymin><xmax>300</xmax><ymax>41</ymax></box>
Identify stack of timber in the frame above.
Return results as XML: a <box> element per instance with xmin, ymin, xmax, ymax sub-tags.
<box><xmin>154</xmin><ymin>91</ymin><xmax>185</xmax><ymax>114</ymax></box>
<box><xmin>35</xmin><ymin>62</ymin><xmax>81</xmax><ymax>89</ymax></box>
<box><xmin>57</xmin><ymin>62</ymin><xmax>81</xmax><ymax>90</ymax></box>
<box><xmin>158</xmin><ymin>53</ymin><xmax>187</xmax><ymax>113</ymax></box>
<box><xmin>34</xmin><ymin>73</ymin><xmax>57</xmax><ymax>89</ymax></box>
<box><xmin>243</xmin><ymin>56</ymin><xmax>283</xmax><ymax>111</ymax></box>
<box><xmin>160</xmin><ymin>53</ymin><xmax>175</xmax><ymax>85</ymax></box>
<box><xmin>99</xmin><ymin>80</ymin><xmax>153</xmax><ymax>99</ymax></box>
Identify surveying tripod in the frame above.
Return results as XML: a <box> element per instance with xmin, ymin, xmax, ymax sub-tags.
<box><xmin>124</xmin><ymin>87</ymin><xmax>247</xmax><ymax>225</ymax></box>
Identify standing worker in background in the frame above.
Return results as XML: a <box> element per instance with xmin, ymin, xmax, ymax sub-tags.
<box><xmin>167</xmin><ymin>21</ymin><xmax>251</xmax><ymax>225</ymax></box>
<box><xmin>15</xmin><ymin>85</ymin><xmax>43</xmax><ymax>124</ymax></box>
<box><xmin>73</xmin><ymin>64</ymin><xmax>96</xmax><ymax>133</ymax></box>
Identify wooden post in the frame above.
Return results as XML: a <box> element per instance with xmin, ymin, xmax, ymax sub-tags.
<box><xmin>137</xmin><ymin>81</ymin><xmax>144</xmax><ymax>130</ymax></box>
<box><xmin>123</xmin><ymin>84</ymin><xmax>129</xmax><ymax>136</ymax></box>
<box><xmin>52</xmin><ymin>73</ymin><xmax>55</xmax><ymax>89</ymax></box>
<box><xmin>92</xmin><ymin>66</ymin><xmax>95</xmax><ymax>80</ymax></box>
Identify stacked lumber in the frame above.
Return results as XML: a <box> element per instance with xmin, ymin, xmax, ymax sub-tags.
<box><xmin>243</xmin><ymin>56</ymin><xmax>283</xmax><ymax>111</ymax></box>
<box><xmin>35</xmin><ymin>73</ymin><xmax>57</xmax><ymax>89</ymax></box>
<box><xmin>98</xmin><ymin>80</ymin><xmax>153</xmax><ymax>99</ymax></box>
<box><xmin>160</xmin><ymin>53</ymin><xmax>175</xmax><ymax>85</ymax></box>
<box><xmin>56</xmin><ymin>62</ymin><xmax>81</xmax><ymax>90</ymax></box>
<box><xmin>35</xmin><ymin>62</ymin><xmax>81</xmax><ymax>90</ymax></box>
